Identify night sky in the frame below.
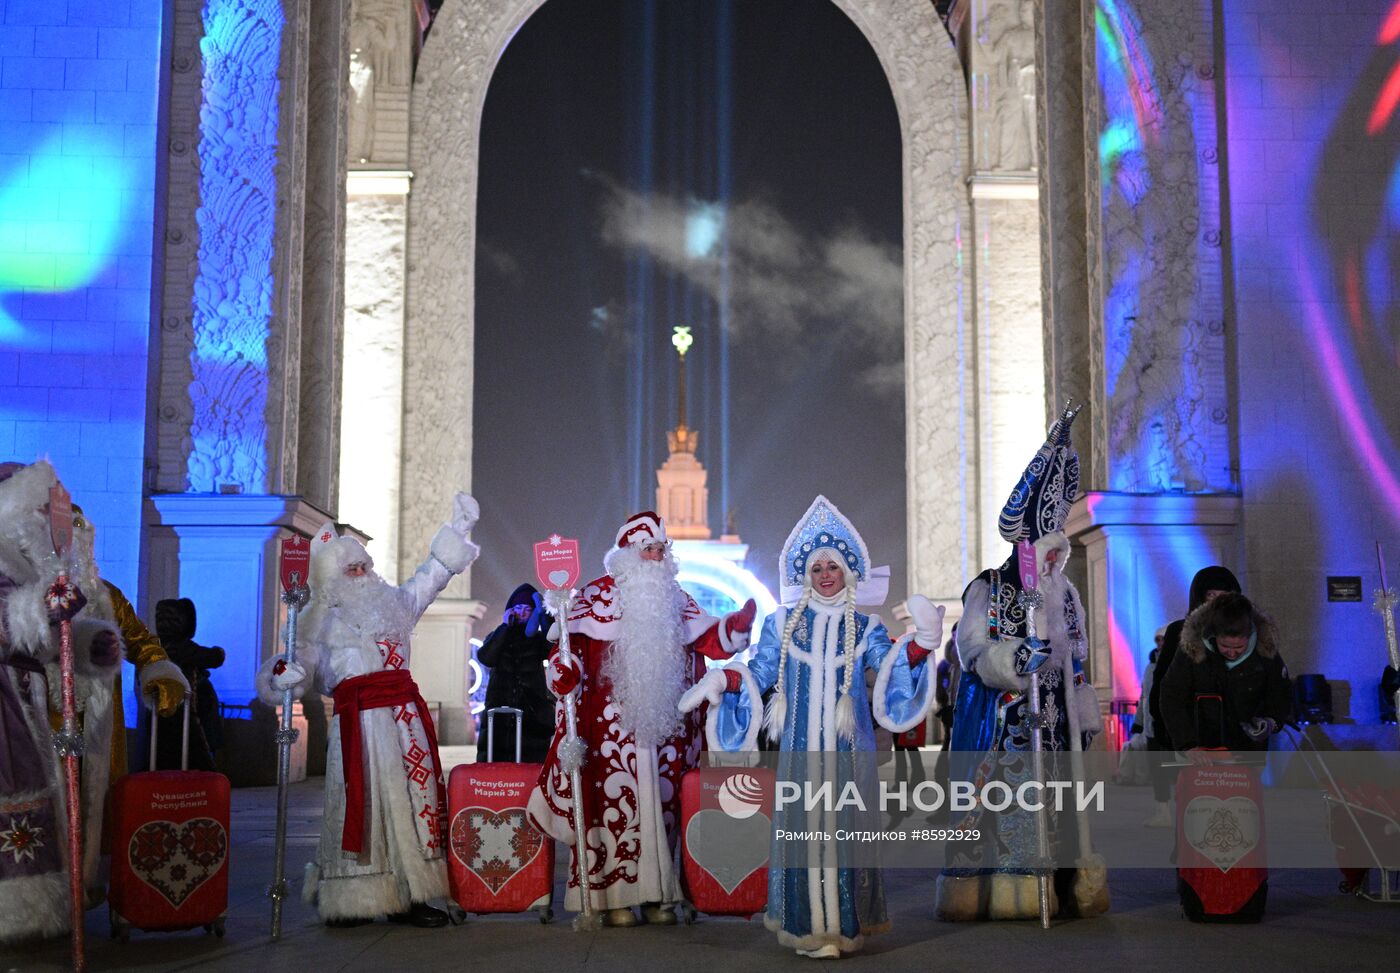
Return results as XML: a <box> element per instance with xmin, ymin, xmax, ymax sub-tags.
<box><xmin>469</xmin><ymin>0</ymin><xmax>909</xmax><ymax>619</ymax></box>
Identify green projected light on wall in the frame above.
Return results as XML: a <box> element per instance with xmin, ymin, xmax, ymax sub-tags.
<box><xmin>0</xmin><ymin>133</ymin><xmax>130</xmax><ymax>341</ymax></box>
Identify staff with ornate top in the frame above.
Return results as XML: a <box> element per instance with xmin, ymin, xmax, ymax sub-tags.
<box><xmin>1016</xmin><ymin>539</ymin><xmax>1054</xmax><ymax>930</ymax></box>
<box><xmin>269</xmin><ymin>534</ymin><xmax>311</xmax><ymax>940</ymax></box>
<box><xmin>533</xmin><ymin>535</ymin><xmax>598</xmax><ymax>930</ymax></box>
<box><xmin>1376</xmin><ymin>543</ymin><xmax>1399</xmax><ymax>746</ymax></box>
<box><xmin>45</xmin><ymin>483</ymin><xmax>86</xmax><ymax>971</ymax></box>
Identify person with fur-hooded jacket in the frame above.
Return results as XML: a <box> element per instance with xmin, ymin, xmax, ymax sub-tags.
<box><xmin>1143</xmin><ymin>565</ymin><xmax>1242</xmax><ymax>825</ymax></box>
<box><xmin>0</xmin><ymin>460</ymin><xmax>122</xmax><ymax>942</ymax></box>
<box><xmin>1160</xmin><ymin>592</ymin><xmax>1292</xmax><ymax>753</ymax></box>
<box><xmin>935</xmin><ymin>404</ymin><xmax>1106</xmax><ymax>924</ymax></box>
<box><xmin>257</xmin><ymin>492</ymin><xmax>480</xmax><ymax>928</ymax></box>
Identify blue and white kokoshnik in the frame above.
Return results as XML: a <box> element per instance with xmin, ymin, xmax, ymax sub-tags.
<box><xmin>778</xmin><ymin>495</ymin><xmax>889</xmax><ymax>607</ymax></box>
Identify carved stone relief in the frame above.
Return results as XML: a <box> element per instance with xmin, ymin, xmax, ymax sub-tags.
<box><xmin>404</xmin><ymin>0</ymin><xmax>970</xmax><ymax>599</ymax></box>
<box><xmin>348</xmin><ymin>0</ymin><xmax>414</xmax><ymax>166</ymax></box>
<box><xmin>972</xmin><ymin>0</ymin><xmax>1037</xmax><ymax>173</ymax></box>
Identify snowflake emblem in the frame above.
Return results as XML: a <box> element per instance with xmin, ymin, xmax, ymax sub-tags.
<box><xmin>0</xmin><ymin>815</ymin><xmax>46</xmax><ymax>864</ymax></box>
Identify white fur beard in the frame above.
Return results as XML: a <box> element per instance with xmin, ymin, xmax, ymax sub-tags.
<box><xmin>310</xmin><ymin>571</ymin><xmax>413</xmax><ymax>643</ymax></box>
<box><xmin>604</xmin><ymin>553</ymin><xmax>689</xmax><ymax>749</ymax></box>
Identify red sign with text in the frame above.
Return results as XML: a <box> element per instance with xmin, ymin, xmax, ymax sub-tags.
<box><xmin>48</xmin><ymin>483</ymin><xmax>73</xmax><ymax>558</ymax></box>
<box><xmin>533</xmin><ymin>535</ymin><xmax>581</xmax><ymax>591</ymax></box>
<box><xmin>279</xmin><ymin>535</ymin><xmax>311</xmax><ymax>591</ymax></box>
<box><xmin>1017</xmin><ymin>539</ymin><xmax>1038</xmax><ymax>591</ymax></box>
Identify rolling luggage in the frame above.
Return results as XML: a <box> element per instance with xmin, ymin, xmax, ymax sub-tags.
<box><xmin>108</xmin><ymin>698</ymin><xmax>230</xmax><ymax>941</ymax></box>
<box><xmin>679</xmin><ymin>763</ymin><xmax>774</xmax><ymax>919</ymax></box>
<box><xmin>447</xmin><ymin>706</ymin><xmax>554</xmax><ymax>921</ymax></box>
<box><xmin>1176</xmin><ymin>757</ymin><xmax>1268</xmax><ymax>922</ymax></box>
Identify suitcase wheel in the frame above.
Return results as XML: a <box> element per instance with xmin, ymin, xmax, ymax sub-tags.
<box><xmin>203</xmin><ymin>917</ymin><xmax>226</xmax><ymax>937</ymax></box>
<box><xmin>537</xmin><ymin>906</ymin><xmax>554</xmax><ymax>924</ymax></box>
<box><xmin>679</xmin><ymin>903</ymin><xmax>697</xmax><ymax>925</ymax></box>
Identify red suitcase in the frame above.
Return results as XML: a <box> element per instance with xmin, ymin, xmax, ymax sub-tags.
<box><xmin>109</xmin><ymin>701</ymin><xmax>230</xmax><ymax>941</ymax></box>
<box><xmin>680</xmin><ymin>763</ymin><xmax>774</xmax><ymax>918</ymax></box>
<box><xmin>1176</xmin><ymin>758</ymin><xmax>1268</xmax><ymax>922</ymax></box>
<box><xmin>447</xmin><ymin>707</ymin><xmax>555</xmax><ymax>921</ymax></box>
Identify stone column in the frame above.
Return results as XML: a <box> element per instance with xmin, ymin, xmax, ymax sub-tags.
<box><xmin>147</xmin><ymin>0</ymin><xmax>350</xmax><ymax>712</ymax></box>
<box><xmin>339</xmin><ymin>0</ymin><xmax>417</xmax><ymax>585</ymax></box>
<box><xmin>967</xmin><ymin>0</ymin><xmax>1046</xmax><ymax>570</ymax></box>
<box><xmin>1065</xmin><ymin>493</ymin><xmax>1242</xmax><ymax>703</ymax></box>
<box><xmin>1043</xmin><ymin>0</ymin><xmax>1241</xmax><ymax>705</ymax></box>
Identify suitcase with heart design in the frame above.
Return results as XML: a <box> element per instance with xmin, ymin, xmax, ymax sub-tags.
<box><xmin>1175</xmin><ymin>758</ymin><xmax>1268</xmax><ymax>923</ymax></box>
<box><xmin>108</xmin><ymin>699</ymin><xmax>230</xmax><ymax>941</ymax></box>
<box><xmin>447</xmin><ymin>707</ymin><xmax>555</xmax><ymax>920</ymax></box>
<box><xmin>679</xmin><ymin>763</ymin><xmax>774</xmax><ymax>918</ymax></box>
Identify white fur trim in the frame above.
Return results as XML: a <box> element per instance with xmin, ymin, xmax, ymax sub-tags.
<box><xmin>316</xmin><ymin>870</ymin><xmax>406</xmax><ymax>921</ymax></box>
<box><xmin>137</xmin><ymin>658</ymin><xmax>189</xmax><ymax>707</ymax></box>
<box><xmin>704</xmin><ymin>662</ymin><xmax>762</xmax><ymax>752</ymax></box>
<box><xmin>70</xmin><ymin>618</ymin><xmax>121</xmax><ymax>677</ymax></box>
<box><xmin>873</xmin><ymin>634</ymin><xmax>936</xmax><ymax>733</ymax></box>
<box><xmin>429</xmin><ymin>523</ymin><xmax>478</xmax><ymax>575</ymax></box>
<box><xmin>302</xmin><ymin>862</ymin><xmax>320</xmax><ymax>907</ymax></box>
<box><xmin>956</xmin><ymin>579</ymin><xmax>1027</xmax><ymax>692</ymax></box>
<box><xmin>0</xmin><ymin>870</ymin><xmax>70</xmax><ymax>943</ymax></box>
<box><xmin>527</xmin><ymin>784</ymin><xmax>577</xmax><ymax>846</ymax></box>
<box><xmin>764</xmin><ymin>914</ymin><xmax>867</xmax><ymax>954</ymax></box>
<box><xmin>3</xmin><ymin>578</ymin><xmax>54</xmax><ymax>658</ymax></box>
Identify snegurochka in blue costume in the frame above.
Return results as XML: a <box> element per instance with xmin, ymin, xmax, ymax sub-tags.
<box><xmin>683</xmin><ymin>496</ymin><xmax>944</xmax><ymax>959</ymax></box>
<box><xmin>935</xmin><ymin>403</ymin><xmax>1109</xmax><ymax>922</ymax></box>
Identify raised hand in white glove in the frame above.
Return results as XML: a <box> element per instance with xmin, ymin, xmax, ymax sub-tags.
<box><xmin>678</xmin><ymin>669</ymin><xmax>730</xmax><ymax>715</ymax></box>
<box><xmin>271</xmin><ymin>659</ymin><xmax>308</xmax><ymax>693</ymax></box>
<box><xmin>906</xmin><ymin>594</ymin><xmax>946</xmax><ymax>649</ymax></box>
<box><xmin>451</xmin><ymin>491</ymin><xmax>480</xmax><ymax>535</ymax></box>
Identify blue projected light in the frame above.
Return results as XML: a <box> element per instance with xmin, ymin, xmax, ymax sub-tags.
<box><xmin>0</xmin><ymin>134</ymin><xmax>132</xmax><ymax>343</ymax></box>
<box><xmin>186</xmin><ymin>0</ymin><xmax>286</xmax><ymax>492</ymax></box>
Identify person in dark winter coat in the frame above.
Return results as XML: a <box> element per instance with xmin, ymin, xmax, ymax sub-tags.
<box><xmin>152</xmin><ymin>597</ymin><xmax>226</xmax><ymax>771</ymax></box>
<box><xmin>476</xmin><ymin>583</ymin><xmax>555</xmax><ymax>763</ymax></box>
<box><xmin>1161</xmin><ymin>592</ymin><xmax>1292</xmax><ymax>754</ymax></box>
<box><xmin>1143</xmin><ymin>566</ymin><xmax>1242</xmax><ymax>825</ymax></box>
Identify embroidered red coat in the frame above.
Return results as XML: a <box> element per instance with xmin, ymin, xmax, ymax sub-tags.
<box><xmin>526</xmin><ymin>574</ymin><xmax>742</xmax><ymax>910</ymax></box>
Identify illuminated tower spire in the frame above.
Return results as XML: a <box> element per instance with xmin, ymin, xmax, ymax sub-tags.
<box><xmin>657</xmin><ymin>325</ymin><xmax>710</xmax><ymax>539</ymax></box>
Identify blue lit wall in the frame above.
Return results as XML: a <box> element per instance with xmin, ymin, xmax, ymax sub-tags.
<box><xmin>1225</xmin><ymin>1</ymin><xmax>1400</xmax><ymax>721</ymax></box>
<box><xmin>0</xmin><ymin>2</ymin><xmax>162</xmax><ymax>595</ymax></box>
<box><xmin>0</xmin><ymin>1</ymin><xmax>164</xmax><ymax>717</ymax></box>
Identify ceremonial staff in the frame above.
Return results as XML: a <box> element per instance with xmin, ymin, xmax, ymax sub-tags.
<box><xmin>46</xmin><ymin>484</ymin><xmax>86</xmax><ymax>971</ymax></box>
<box><xmin>1016</xmin><ymin>540</ymin><xmax>1054</xmax><ymax>930</ymax></box>
<box><xmin>535</xmin><ymin>535</ymin><xmax>600</xmax><ymax>931</ymax></box>
<box><xmin>1376</xmin><ymin>543</ymin><xmax>1399</xmax><ymax>748</ymax></box>
<box><xmin>270</xmin><ymin>535</ymin><xmax>311</xmax><ymax>940</ymax></box>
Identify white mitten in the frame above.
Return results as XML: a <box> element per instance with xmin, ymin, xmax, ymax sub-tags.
<box><xmin>906</xmin><ymin>594</ymin><xmax>946</xmax><ymax>649</ymax></box>
<box><xmin>677</xmin><ymin>669</ymin><xmax>728</xmax><ymax>715</ymax></box>
<box><xmin>272</xmin><ymin>661</ymin><xmax>308</xmax><ymax>692</ymax></box>
<box><xmin>451</xmin><ymin>491</ymin><xmax>480</xmax><ymax>534</ymax></box>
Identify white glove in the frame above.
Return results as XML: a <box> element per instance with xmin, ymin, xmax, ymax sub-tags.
<box><xmin>906</xmin><ymin>594</ymin><xmax>946</xmax><ymax>648</ymax></box>
<box><xmin>271</xmin><ymin>660</ymin><xmax>308</xmax><ymax>693</ymax></box>
<box><xmin>451</xmin><ymin>491</ymin><xmax>480</xmax><ymax>534</ymax></box>
<box><xmin>678</xmin><ymin>669</ymin><xmax>729</xmax><ymax>715</ymax></box>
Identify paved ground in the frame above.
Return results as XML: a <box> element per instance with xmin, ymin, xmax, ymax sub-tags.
<box><xmin>4</xmin><ymin>774</ymin><xmax>1399</xmax><ymax>973</ymax></box>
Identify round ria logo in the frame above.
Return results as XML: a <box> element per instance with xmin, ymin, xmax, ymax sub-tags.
<box><xmin>717</xmin><ymin>773</ymin><xmax>765</xmax><ymax>820</ymax></box>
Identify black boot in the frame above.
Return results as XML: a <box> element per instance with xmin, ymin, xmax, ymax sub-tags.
<box><xmin>326</xmin><ymin>916</ymin><xmax>374</xmax><ymax>928</ymax></box>
<box><xmin>387</xmin><ymin>902</ymin><xmax>449</xmax><ymax>928</ymax></box>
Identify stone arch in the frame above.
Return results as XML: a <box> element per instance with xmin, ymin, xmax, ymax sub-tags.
<box><xmin>404</xmin><ymin>0</ymin><xmax>971</xmax><ymax>599</ymax></box>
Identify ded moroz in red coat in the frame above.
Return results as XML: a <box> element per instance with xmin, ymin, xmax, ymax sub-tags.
<box><xmin>526</xmin><ymin>573</ymin><xmax>743</xmax><ymax>911</ymax></box>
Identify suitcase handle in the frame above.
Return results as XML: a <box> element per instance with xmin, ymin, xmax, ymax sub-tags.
<box><xmin>486</xmin><ymin>706</ymin><xmax>523</xmax><ymax>763</ymax></box>
<box><xmin>148</xmin><ymin>692</ymin><xmax>193</xmax><ymax>772</ymax></box>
